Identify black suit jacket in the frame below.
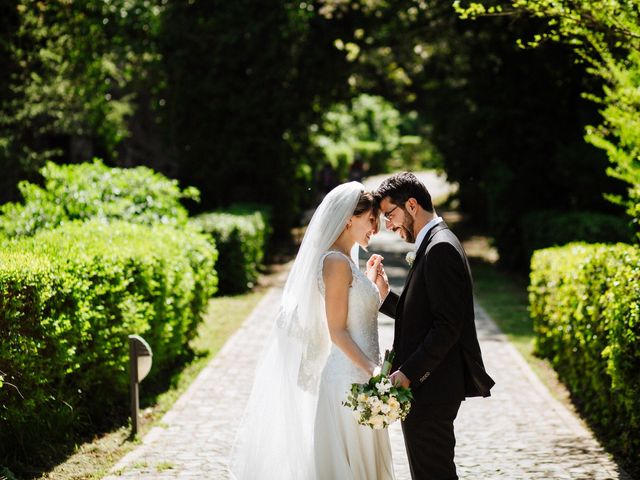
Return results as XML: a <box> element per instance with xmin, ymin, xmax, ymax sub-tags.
<box><xmin>380</xmin><ymin>222</ymin><xmax>494</xmax><ymax>404</ymax></box>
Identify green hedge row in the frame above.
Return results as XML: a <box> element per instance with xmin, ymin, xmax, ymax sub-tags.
<box><xmin>192</xmin><ymin>205</ymin><xmax>271</xmax><ymax>295</ymax></box>
<box><xmin>0</xmin><ymin>220</ymin><xmax>217</xmax><ymax>452</ymax></box>
<box><xmin>529</xmin><ymin>243</ymin><xmax>640</xmax><ymax>469</ymax></box>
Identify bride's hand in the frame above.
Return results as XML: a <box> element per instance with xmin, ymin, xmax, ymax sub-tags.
<box><xmin>375</xmin><ymin>265</ymin><xmax>389</xmax><ymax>300</ymax></box>
<box><xmin>366</xmin><ymin>254</ymin><xmax>384</xmax><ymax>283</ymax></box>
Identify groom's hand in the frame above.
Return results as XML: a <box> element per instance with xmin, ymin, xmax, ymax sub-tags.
<box><xmin>390</xmin><ymin>370</ymin><xmax>411</xmax><ymax>388</ymax></box>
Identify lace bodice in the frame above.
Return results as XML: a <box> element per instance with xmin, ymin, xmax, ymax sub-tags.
<box><xmin>318</xmin><ymin>251</ymin><xmax>382</xmax><ymax>384</ymax></box>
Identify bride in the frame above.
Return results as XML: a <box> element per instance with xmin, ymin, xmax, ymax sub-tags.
<box><xmin>229</xmin><ymin>182</ymin><xmax>394</xmax><ymax>479</ymax></box>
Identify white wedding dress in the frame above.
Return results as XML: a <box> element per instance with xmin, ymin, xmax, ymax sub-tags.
<box><xmin>230</xmin><ymin>182</ymin><xmax>393</xmax><ymax>480</ymax></box>
<box><xmin>314</xmin><ymin>251</ymin><xmax>395</xmax><ymax>480</ymax></box>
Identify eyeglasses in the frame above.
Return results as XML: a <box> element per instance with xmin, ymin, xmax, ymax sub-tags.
<box><xmin>382</xmin><ymin>205</ymin><xmax>399</xmax><ymax>222</ymax></box>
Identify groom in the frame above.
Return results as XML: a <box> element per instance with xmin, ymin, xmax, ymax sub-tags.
<box><xmin>370</xmin><ymin>172</ymin><xmax>494</xmax><ymax>480</ymax></box>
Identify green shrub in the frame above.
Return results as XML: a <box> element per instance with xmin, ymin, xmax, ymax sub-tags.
<box><xmin>0</xmin><ymin>220</ymin><xmax>217</xmax><ymax>456</ymax></box>
<box><xmin>192</xmin><ymin>205</ymin><xmax>271</xmax><ymax>295</ymax></box>
<box><xmin>521</xmin><ymin>210</ymin><xmax>632</xmax><ymax>261</ymax></box>
<box><xmin>0</xmin><ymin>466</ymin><xmax>18</xmax><ymax>480</ymax></box>
<box><xmin>389</xmin><ymin>135</ymin><xmax>443</xmax><ymax>171</ymax></box>
<box><xmin>0</xmin><ymin>159</ymin><xmax>199</xmax><ymax>237</ymax></box>
<box><xmin>529</xmin><ymin>243</ymin><xmax>640</xmax><ymax>470</ymax></box>
<box><xmin>353</xmin><ymin>140</ymin><xmax>387</xmax><ymax>175</ymax></box>
<box><xmin>323</xmin><ymin>143</ymin><xmax>354</xmax><ymax>181</ymax></box>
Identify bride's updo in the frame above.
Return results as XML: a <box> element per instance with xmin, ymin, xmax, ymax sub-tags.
<box><xmin>353</xmin><ymin>190</ymin><xmax>380</xmax><ymax>232</ymax></box>
<box><xmin>353</xmin><ymin>191</ymin><xmax>377</xmax><ymax>216</ymax></box>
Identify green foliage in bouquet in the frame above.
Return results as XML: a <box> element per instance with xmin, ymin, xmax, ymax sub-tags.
<box><xmin>0</xmin><ymin>159</ymin><xmax>199</xmax><ymax>237</ymax></box>
<box><xmin>191</xmin><ymin>205</ymin><xmax>271</xmax><ymax>295</ymax></box>
<box><xmin>0</xmin><ymin>220</ymin><xmax>217</xmax><ymax>458</ymax></box>
<box><xmin>529</xmin><ymin>243</ymin><xmax>640</xmax><ymax>472</ymax></box>
<box><xmin>343</xmin><ymin>350</ymin><xmax>413</xmax><ymax>429</ymax></box>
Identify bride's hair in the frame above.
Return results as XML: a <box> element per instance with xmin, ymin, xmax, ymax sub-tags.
<box><xmin>353</xmin><ymin>191</ymin><xmax>379</xmax><ymax>232</ymax></box>
<box><xmin>353</xmin><ymin>190</ymin><xmax>378</xmax><ymax>216</ymax></box>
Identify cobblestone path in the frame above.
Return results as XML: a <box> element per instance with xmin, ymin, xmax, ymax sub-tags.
<box><xmin>105</xmin><ymin>230</ymin><xmax>629</xmax><ymax>480</ymax></box>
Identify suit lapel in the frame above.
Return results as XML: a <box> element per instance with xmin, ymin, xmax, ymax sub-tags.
<box><xmin>398</xmin><ymin>222</ymin><xmax>449</xmax><ymax>304</ymax></box>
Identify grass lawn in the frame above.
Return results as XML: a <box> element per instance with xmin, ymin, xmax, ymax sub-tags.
<box><xmin>445</xmin><ymin>208</ymin><xmax>574</xmax><ymax>407</ymax></box>
<box><xmin>470</xmin><ymin>261</ymin><xmax>534</xmax><ymax>355</ymax></box>
<box><xmin>470</xmin><ymin>259</ymin><xmax>574</xmax><ymax>406</ymax></box>
<box><xmin>28</xmin><ymin>290</ymin><xmax>267</xmax><ymax>480</ymax></box>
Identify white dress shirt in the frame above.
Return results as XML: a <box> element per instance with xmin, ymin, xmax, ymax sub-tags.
<box><xmin>414</xmin><ymin>215</ymin><xmax>444</xmax><ymax>252</ymax></box>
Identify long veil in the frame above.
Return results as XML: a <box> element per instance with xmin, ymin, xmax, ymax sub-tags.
<box><xmin>229</xmin><ymin>182</ymin><xmax>364</xmax><ymax>479</ymax></box>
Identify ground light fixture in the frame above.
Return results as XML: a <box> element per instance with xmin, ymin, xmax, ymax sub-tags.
<box><xmin>129</xmin><ymin>334</ymin><xmax>153</xmax><ymax>435</ymax></box>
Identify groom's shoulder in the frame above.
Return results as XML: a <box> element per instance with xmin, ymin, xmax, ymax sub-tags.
<box><xmin>431</xmin><ymin>226</ymin><xmax>459</xmax><ymax>246</ymax></box>
<box><xmin>426</xmin><ymin>229</ymin><xmax>464</xmax><ymax>258</ymax></box>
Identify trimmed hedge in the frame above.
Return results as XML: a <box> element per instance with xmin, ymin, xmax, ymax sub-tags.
<box><xmin>0</xmin><ymin>159</ymin><xmax>199</xmax><ymax>237</ymax></box>
<box><xmin>192</xmin><ymin>205</ymin><xmax>271</xmax><ymax>295</ymax></box>
<box><xmin>529</xmin><ymin>243</ymin><xmax>640</xmax><ymax>470</ymax></box>
<box><xmin>0</xmin><ymin>220</ymin><xmax>217</xmax><ymax>453</ymax></box>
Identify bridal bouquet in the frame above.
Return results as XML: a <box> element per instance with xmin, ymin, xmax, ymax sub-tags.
<box><xmin>343</xmin><ymin>350</ymin><xmax>412</xmax><ymax>429</ymax></box>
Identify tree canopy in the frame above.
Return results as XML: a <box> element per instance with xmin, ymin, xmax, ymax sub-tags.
<box><xmin>0</xmin><ymin>0</ymin><xmax>635</xmax><ymax>258</ymax></box>
<box><xmin>455</xmin><ymin>0</ymin><xmax>640</xmax><ymax>240</ymax></box>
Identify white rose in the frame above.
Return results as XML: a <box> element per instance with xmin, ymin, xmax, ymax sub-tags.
<box><xmin>369</xmin><ymin>415</ymin><xmax>385</xmax><ymax>429</ymax></box>
<box><xmin>368</xmin><ymin>397</ymin><xmax>382</xmax><ymax>414</ymax></box>
<box><xmin>375</xmin><ymin>379</ymin><xmax>392</xmax><ymax>395</ymax></box>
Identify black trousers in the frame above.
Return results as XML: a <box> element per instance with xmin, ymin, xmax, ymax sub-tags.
<box><xmin>401</xmin><ymin>401</ymin><xmax>462</xmax><ymax>480</ymax></box>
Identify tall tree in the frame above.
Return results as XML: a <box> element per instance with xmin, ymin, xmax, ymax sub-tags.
<box><xmin>157</xmin><ymin>0</ymin><xmax>355</xmax><ymax>231</ymax></box>
<box><xmin>455</xmin><ymin>0</ymin><xmax>640</xmax><ymax>241</ymax></box>
<box><xmin>319</xmin><ymin>0</ymin><xmax>627</xmax><ymax>266</ymax></box>
<box><xmin>0</xmin><ymin>0</ymin><xmax>162</xmax><ymax>203</ymax></box>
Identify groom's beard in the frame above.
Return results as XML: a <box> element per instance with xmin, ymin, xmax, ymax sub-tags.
<box><xmin>401</xmin><ymin>215</ymin><xmax>415</xmax><ymax>243</ymax></box>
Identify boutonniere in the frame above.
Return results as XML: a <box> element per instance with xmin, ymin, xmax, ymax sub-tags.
<box><xmin>405</xmin><ymin>251</ymin><xmax>416</xmax><ymax>266</ymax></box>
